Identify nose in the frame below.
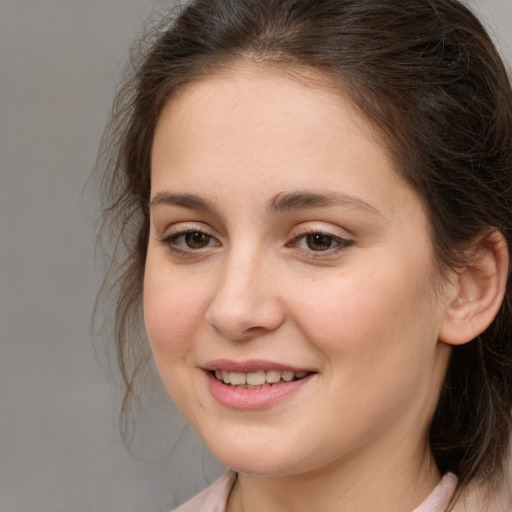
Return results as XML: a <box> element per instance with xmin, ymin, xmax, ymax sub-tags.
<box><xmin>205</xmin><ymin>251</ymin><xmax>285</xmax><ymax>341</ymax></box>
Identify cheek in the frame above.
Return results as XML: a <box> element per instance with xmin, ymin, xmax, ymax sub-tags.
<box><xmin>294</xmin><ymin>266</ymin><xmax>440</xmax><ymax>377</ymax></box>
<box><xmin>292</xmin><ymin>272</ymin><xmax>444</xmax><ymax>443</ymax></box>
<box><xmin>143</xmin><ymin>259</ymin><xmax>206</xmax><ymax>364</ymax></box>
<box><xmin>144</xmin><ymin>287</ymin><xmax>194</xmax><ymax>349</ymax></box>
<box><xmin>142</xmin><ymin>264</ymin><xmax>211</xmax><ymax>413</ymax></box>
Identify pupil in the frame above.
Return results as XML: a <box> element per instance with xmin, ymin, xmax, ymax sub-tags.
<box><xmin>186</xmin><ymin>232</ymin><xmax>209</xmax><ymax>248</ymax></box>
<box><xmin>307</xmin><ymin>233</ymin><xmax>332</xmax><ymax>251</ymax></box>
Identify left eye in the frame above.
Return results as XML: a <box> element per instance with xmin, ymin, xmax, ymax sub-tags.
<box><xmin>295</xmin><ymin>232</ymin><xmax>350</xmax><ymax>252</ymax></box>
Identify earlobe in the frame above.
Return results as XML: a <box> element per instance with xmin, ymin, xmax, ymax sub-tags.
<box><xmin>439</xmin><ymin>230</ymin><xmax>509</xmax><ymax>346</ymax></box>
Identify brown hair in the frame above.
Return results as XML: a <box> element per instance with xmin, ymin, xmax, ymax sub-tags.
<box><xmin>96</xmin><ymin>0</ymin><xmax>512</xmax><ymax>501</ymax></box>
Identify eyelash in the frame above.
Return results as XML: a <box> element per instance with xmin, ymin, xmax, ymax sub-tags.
<box><xmin>160</xmin><ymin>229</ymin><xmax>218</xmax><ymax>255</ymax></box>
<box><xmin>287</xmin><ymin>229</ymin><xmax>355</xmax><ymax>258</ymax></box>
<box><xmin>160</xmin><ymin>227</ymin><xmax>355</xmax><ymax>258</ymax></box>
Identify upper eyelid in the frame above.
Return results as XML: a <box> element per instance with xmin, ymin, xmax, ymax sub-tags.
<box><xmin>163</xmin><ymin>230</ymin><xmax>216</xmax><ymax>242</ymax></box>
<box><xmin>158</xmin><ymin>221</ymin><xmax>217</xmax><ymax>238</ymax></box>
<box><xmin>291</xmin><ymin>222</ymin><xmax>355</xmax><ymax>239</ymax></box>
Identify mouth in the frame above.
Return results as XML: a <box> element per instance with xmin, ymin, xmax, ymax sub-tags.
<box><xmin>204</xmin><ymin>361</ymin><xmax>316</xmax><ymax>409</ymax></box>
<box><xmin>210</xmin><ymin>369</ymin><xmax>312</xmax><ymax>389</ymax></box>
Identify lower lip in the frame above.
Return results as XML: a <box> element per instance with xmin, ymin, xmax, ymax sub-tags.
<box><xmin>206</xmin><ymin>371</ymin><xmax>314</xmax><ymax>410</ymax></box>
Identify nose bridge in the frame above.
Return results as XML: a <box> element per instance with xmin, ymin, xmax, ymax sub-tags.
<box><xmin>205</xmin><ymin>244</ymin><xmax>283</xmax><ymax>340</ymax></box>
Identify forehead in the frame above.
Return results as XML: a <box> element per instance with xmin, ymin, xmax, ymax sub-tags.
<box><xmin>151</xmin><ymin>63</ymin><xmax>419</xmax><ymax>220</ymax></box>
<box><xmin>160</xmin><ymin>64</ymin><xmax>385</xmax><ymax>142</ymax></box>
<box><xmin>154</xmin><ymin>65</ymin><xmax>387</xmax><ymax>167</ymax></box>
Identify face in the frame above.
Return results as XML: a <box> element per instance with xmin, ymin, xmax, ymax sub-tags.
<box><xmin>144</xmin><ymin>64</ymin><xmax>454</xmax><ymax>478</ymax></box>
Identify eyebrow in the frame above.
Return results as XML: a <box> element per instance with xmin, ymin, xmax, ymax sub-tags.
<box><xmin>149</xmin><ymin>190</ymin><xmax>381</xmax><ymax>217</ymax></box>
<box><xmin>149</xmin><ymin>192</ymin><xmax>221</xmax><ymax>215</ymax></box>
<box><xmin>266</xmin><ymin>191</ymin><xmax>382</xmax><ymax>216</ymax></box>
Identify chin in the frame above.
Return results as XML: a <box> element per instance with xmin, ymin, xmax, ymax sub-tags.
<box><xmin>203</xmin><ymin>431</ymin><xmax>318</xmax><ymax>476</ymax></box>
<box><xmin>220</xmin><ymin>455</ymin><xmax>305</xmax><ymax>476</ymax></box>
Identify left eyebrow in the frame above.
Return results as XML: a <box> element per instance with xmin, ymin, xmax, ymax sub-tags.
<box><xmin>266</xmin><ymin>191</ymin><xmax>382</xmax><ymax>217</ymax></box>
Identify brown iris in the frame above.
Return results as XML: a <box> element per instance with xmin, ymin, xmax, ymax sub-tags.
<box><xmin>185</xmin><ymin>231</ymin><xmax>211</xmax><ymax>249</ymax></box>
<box><xmin>306</xmin><ymin>233</ymin><xmax>334</xmax><ymax>251</ymax></box>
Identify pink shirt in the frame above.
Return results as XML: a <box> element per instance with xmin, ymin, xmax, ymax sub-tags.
<box><xmin>171</xmin><ymin>471</ymin><xmax>458</xmax><ymax>512</ymax></box>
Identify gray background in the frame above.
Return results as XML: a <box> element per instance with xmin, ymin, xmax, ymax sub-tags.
<box><xmin>0</xmin><ymin>1</ymin><xmax>511</xmax><ymax>511</ymax></box>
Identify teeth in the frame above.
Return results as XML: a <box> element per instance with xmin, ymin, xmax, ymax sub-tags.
<box><xmin>246</xmin><ymin>371</ymin><xmax>266</xmax><ymax>386</ymax></box>
<box><xmin>229</xmin><ymin>372</ymin><xmax>246</xmax><ymax>385</ymax></box>
<box><xmin>266</xmin><ymin>369</ymin><xmax>282</xmax><ymax>383</ymax></box>
<box><xmin>281</xmin><ymin>371</ymin><xmax>294</xmax><ymax>382</ymax></box>
<box><xmin>214</xmin><ymin>369</ymin><xmax>309</xmax><ymax>386</ymax></box>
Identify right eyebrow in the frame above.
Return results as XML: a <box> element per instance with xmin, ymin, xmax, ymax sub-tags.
<box><xmin>149</xmin><ymin>192</ymin><xmax>220</xmax><ymax>215</ymax></box>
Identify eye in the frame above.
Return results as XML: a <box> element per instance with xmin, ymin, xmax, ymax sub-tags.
<box><xmin>163</xmin><ymin>230</ymin><xmax>218</xmax><ymax>251</ymax></box>
<box><xmin>289</xmin><ymin>229</ymin><xmax>354</xmax><ymax>255</ymax></box>
<box><xmin>301</xmin><ymin>233</ymin><xmax>338</xmax><ymax>251</ymax></box>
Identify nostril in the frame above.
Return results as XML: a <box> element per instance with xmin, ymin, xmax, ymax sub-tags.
<box><xmin>207</xmin><ymin>321</ymin><xmax>280</xmax><ymax>342</ymax></box>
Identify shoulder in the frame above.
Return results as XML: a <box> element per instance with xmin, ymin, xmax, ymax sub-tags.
<box><xmin>170</xmin><ymin>471</ymin><xmax>237</xmax><ymax>512</ymax></box>
<box><xmin>412</xmin><ymin>473</ymin><xmax>512</xmax><ymax>512</ymax></box>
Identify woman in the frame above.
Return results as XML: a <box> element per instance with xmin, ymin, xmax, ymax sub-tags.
<box><xmin>97</xmin><ymin>0</ymin><xmax>512</xmax><ymax>510</ymax></box>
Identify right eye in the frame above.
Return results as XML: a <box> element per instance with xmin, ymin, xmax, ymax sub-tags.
<box><xmin>163</xmin><ymin>230</ymin><xmax>219</xmax><ymax>251</ymax></box>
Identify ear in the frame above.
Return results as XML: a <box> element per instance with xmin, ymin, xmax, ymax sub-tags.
<box><xmin>439</xmin><ymin>230</ymin><xmax>509</xmax><ymax>346</ymax></box>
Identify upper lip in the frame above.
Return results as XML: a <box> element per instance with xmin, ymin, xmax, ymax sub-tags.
<box><xmin>202</xmin><ymin>359</ymin><xmax>316</xmax><ymax>373</ymax></box>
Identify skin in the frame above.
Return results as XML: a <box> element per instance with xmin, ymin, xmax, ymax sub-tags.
<box><xmin>144</xmin><ymin>64</ymin><xmax>460</xmax><ymax>512</ymax></box>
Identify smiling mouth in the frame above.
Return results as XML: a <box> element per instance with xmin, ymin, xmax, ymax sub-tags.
<box><xmin>211</xmin><ymin>369</ymin><xmax>312</xmax><ymax>389</ymax></box>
